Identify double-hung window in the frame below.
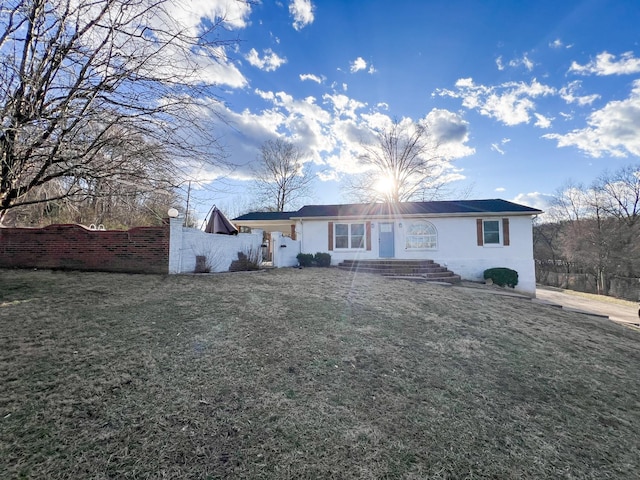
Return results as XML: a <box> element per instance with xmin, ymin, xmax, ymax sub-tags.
<box><xmin>483</xmin><ymin>220</ymin><xmax>500</xmax><ymax>245</ymax></box>
<box><xmin>477</xmin><ymin>218</ymin><xmax>510</xmax><ymax>246</ymax></box>
<box><xmin>334</xmin><ymin>223</ymin><xmax>366</xmax><ymax>249</ymax></box>
<box><xmin>335</xmin><ymin>223</ymin><xmax>349</xmax><ymax>248</ymax></box>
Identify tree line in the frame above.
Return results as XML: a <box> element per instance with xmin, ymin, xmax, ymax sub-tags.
<box><xmin>534</xmin><ymin>164</ymin><xmax>640</xmax><ymax>299</ymax></box>
<box><xmin>1</xmin><ymin>0</ymin><xmax>234</xmax><ymax>227</ymax></box>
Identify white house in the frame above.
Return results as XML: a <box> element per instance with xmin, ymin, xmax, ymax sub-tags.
<box><xmin>234</xmin><ymin>199</ymin><xmax>542</xmax><ymax>295</ymax></box>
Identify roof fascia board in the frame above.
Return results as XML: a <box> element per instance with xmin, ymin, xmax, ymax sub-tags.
<box><xmin>234</xmin><ymin>220</ymin><xmax>293</xmax><ymax>226</ymax></box>
<box><xmin>290</xmin><ymin>211</ymin><xmax>540</xmax><ymax>221</ymax></box>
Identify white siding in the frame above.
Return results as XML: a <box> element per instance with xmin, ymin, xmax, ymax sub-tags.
<box><xmin>298</xmin><ymin>215</ymin><xmax>537</xmax><ymax>295</ymax></box>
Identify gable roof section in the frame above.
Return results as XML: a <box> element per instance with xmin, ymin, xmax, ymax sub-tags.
<box><xmin>233</xmin><ymin>199</ymin><xmax>542</xmax><ymax>222</ymax></box>
<box><xmin>233</xmin><ymin>211</ymin><xmax>297</xmax><ymax>221</ymax></box>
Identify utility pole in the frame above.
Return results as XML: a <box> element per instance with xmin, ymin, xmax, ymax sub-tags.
<box><xmin>184</xmin><ymin>181</ymin><xmax>192</xmax><ymax>227</ymax></box>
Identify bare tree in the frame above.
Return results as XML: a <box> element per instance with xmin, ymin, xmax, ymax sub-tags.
<box><xmin>0</xmin><ymin>0</ymin><xmax>236</xmax><ymax>224</ymax></box>
<box><xmin>252</xmin><ymin>138</ymin><xmax>314</xmax><ymax>212</ymax></box>
<box><xmin>593</xmin><ymin>164</ymin><xmax>640</xmax><ymax>226</ymax></box>
<box><xmin>539</xmin><ymin>165</ymin><xmax>640</xmax><ymax>295</ymax></box>
<box><xmin>346</xmin><ymin>119</ymin><xmax>444</xmax><ymax>203</ymax></box>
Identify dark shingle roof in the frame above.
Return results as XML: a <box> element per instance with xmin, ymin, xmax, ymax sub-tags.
<box><xmin>233</xmin><ymin>200</ymin><xmax>541</xmax><ymax>221</ymax></box>
<box><xmin>293</xmin><ymin>199</ymin><xmax>542</xmax><ymax>218</ymax></box>
<box><xmin>233</xmin><ymin>211</ymin><xmax>297</xmax><ymax>221</ymax></box>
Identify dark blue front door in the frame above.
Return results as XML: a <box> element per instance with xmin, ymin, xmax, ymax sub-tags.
<box><xmin>379</xmin><ymin>222</ymin><xmax>394</xmax><ymax>258</ymax></box>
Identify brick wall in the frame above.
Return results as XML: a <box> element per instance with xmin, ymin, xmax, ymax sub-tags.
<box><xmin>0</xmin><ymin>223</ymin><xmax>170</xmax><ymax>274</ymax></box>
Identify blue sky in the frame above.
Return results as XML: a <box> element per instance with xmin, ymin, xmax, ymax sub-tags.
<box><xmin>176</xmin><ymin>0</ymin><xmax>640</xmax><ymax>220</ymax></box>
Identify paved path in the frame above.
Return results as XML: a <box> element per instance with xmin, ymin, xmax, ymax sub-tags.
<box><xmin>535</xmin><ymin>286</ymin><xmax>639</xmax><ymax>326</ymax></box>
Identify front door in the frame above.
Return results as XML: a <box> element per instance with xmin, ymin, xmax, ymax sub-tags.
<box><xmin>379</xmin><ymin>222</ymin><xmax>395</xmax><ymax>258</ymax></box>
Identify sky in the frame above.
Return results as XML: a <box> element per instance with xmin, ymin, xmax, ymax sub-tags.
<box><xmin>172</xmin><ymin>0</ymin><xmax>640</xmax><ymax>221</ymax></box>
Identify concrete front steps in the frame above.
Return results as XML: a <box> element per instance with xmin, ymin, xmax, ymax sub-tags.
<box><xmin>337</xmin><ymin>259</ymin><xmax>461</xmax><ymax>284</ymax></box>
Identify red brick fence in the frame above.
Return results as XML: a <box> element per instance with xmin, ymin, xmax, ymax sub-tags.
<box><xmin>0</xmin><ymin>223</ymin><xmax>170</xmax><ymax>274</ymax></box>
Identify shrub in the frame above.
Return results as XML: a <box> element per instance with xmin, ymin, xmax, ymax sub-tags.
<box><xmin>194</xmin><ymin>255</ymin><xmax>211</xmax><ymax>273</ymax></box>
<box><xmin>484</xmin><ymin>267</ymin><xmax>518</xmax><ymax>287</ymax></box>
<box><xmin>314</xmin><ymin>252</ymin><xmax>331</xmax><ymax>267</ymax></box>
<box><xmin>296</xmin><ymin>253</ymin><xmax>314</xmax><ymax>267</ymax></box>
<box><xmin>229</xmin><ymin>247</ymin><xmax>261</xmax><ymax>272</ymax></box>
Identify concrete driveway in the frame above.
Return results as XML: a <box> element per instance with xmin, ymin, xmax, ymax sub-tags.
<box><xmin>535</xmin><ymin>286</ymin><xmax>640</xmax><ymax>326</ymax></box>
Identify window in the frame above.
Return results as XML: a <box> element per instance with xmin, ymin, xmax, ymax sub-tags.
<box><xmin>335</xmin><ymin>223</ymin><xmax>349</xmax><ymax>248</ymax></box>
<box><xmin>334</xmin><ymin>223</ymin><xmax>366</xmax><ymax>249</ymax></box>
<box><xmin>477</xmin><ymin>218</ymin><xmax>510</xmax><ymax>246</ymax></box>
<box><xmin>483</xmin><ymin>220</ymin><xmax>500</xmax><ymax>244</ymax></box>
<box><xmin>406</xmin><ymin>221</ymin><xmax>437</xmax><ymax>249</ymax></box>
<box><xmin>351</xmin><ymin>223</ymin><xmax>364</xmax><ymax>248</ymax></box>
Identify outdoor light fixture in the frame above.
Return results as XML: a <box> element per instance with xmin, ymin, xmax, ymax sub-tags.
<box><xmin>167</xmin><ymin>208</ymin><xmax>179</xmax><ymax>218</ymax></box>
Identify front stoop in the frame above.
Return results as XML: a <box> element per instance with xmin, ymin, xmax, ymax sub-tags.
<box><xmin>337</xmin><ymin>259</ymin><xmax>461</xmax><ymax>284</ymax></box>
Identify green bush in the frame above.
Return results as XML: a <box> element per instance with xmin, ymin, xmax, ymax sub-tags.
<box><xmin>296</xmin><ymin>253</ymin><xmax>314</xmax><ymax>267</ymax></box>
<box><xmin>314</xmin><ymin>252</ymin><xmax>332</xmax><ymax>267</ymax></box>
<box><xmin>483</xmin><ymin>267</ymin><xmax>518</xmax><ymax>287</ymax></box>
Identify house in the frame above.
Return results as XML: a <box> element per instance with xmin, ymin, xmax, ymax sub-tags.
<box><xmin>234</xmin><ymin>199</ymin><xmax>542</xmax><ymax>295</ymax></box>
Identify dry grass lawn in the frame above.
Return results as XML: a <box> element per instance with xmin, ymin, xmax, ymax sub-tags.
<box><xmin>1</xmin><ymin>267</ymin><xmax>639</xmax><ymax>479</ymax></box>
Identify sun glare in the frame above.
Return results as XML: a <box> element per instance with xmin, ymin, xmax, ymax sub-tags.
<box><xmin>374</xmin><ymin>175</ymin><xmax>396</xmax><ymax>195</ymax></box>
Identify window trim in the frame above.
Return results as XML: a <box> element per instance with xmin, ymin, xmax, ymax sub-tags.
<box><xmin>330</xmin><ymin>221</ymin><xmax>370</xmax><ymax>251</ymax></box>
<box><xmin>477</xmin><ymin>218</ymin><xmax>510</xmax><ymax>247</ymax></box>
<box><xmin>483</xmin><ymin>219</ymin><xmax>501</xmax><ymax>245</ymax></box>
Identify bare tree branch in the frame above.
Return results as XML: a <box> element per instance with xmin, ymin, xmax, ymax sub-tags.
<box><xmin>345</xmin><ymin>119</ymin><xmax>445</xmax><ymax>203</ymax></box>
<box><xmin>251</xmin><ymin>138</ymin><xmax>314</xmax><ymax>212</ymax></box>
<box><xmin>1</xmin><ymin>0</ymin><xmax>239</xmax><ymax>224</ymax></box>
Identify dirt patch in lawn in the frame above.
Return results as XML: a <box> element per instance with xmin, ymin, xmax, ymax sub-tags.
<box><xmin>1</xmin><ymin>267</ymin><xmax>639</xmax><ymax>479</ymax></box>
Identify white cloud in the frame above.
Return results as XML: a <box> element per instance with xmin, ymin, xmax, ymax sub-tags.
<box><xmin>495</xmin><ymin>187</ymin><xmax>506</xmax><ymax>192</ymax></box>
<box><xmin>245</xmin><ymin>48</ymin><xmax>287</xmax><ymax>71</ymax></box>
<box><xmin>255</xmin><ymin>88</ymin><xmax>275</xmax><ymax>101</ymax></box>
<box><xmin>570</xmin><ymin>51</ymin><xmax>640</xmax><ymax>76</ymax></box>
<box><xmin>436</xmin><ymin>78</ymin><xmax>555</xmax><ymax>126</ymax></box>
<box><xmin>350</xmin><ymin>57</ymin><xmax>368</xmax><ymax>73</ymax></box>
<box><xmin>543</xmin><ymin>79</ymin><xmax>640</xmax><ymax>157</ymax></box>
<box><xmin>289</xmin><ymin>0</ymin><xmax>315</xmax><ymax>31</ymax></box>
<box><xmin>490</xmin><ymin>143</ymin><xmax>504</xmax><ymax>154</ymax></box>
<box><xmin>509</xmin><ymin>53</ymin><xmax>534</xmax><ymax>71</ymax></box>
<box><xmin>300</xmin><ymin>73</ymin><xmax>323</xmax><ymax>83</ymax></box>
<box><xmin>323</xmin><ymin>93</ymin><xmax>365</xmax><ymax>120</ymax></box>
<box><xmin>512</xmin><ymin>192</ymin><xmax>554</xmax><ymax>212</ymax></box>
<box><xmin>559</xmin><ymin>81</ymin><xmax>600</xmax><ymax>106</ymax></box>
<box><xmin>171</xmin><ymin>45</ymin><xmax>247</xmax><ymax>88</ymax></box>
<box><xmin>549</xmin><ymin>38</ymin><xmax>572</xmax><ymax>49</ymax></box>
<box><xmin>111</xmin><ymin>1</ymin><xmax>252</xmax><ymax>88</ymax></box>
<box><xmin>496</xmin><ymin>53</ymin><xmax>534</xmax><ymax>71</ymax></box>
<box><xmin>534</xmin><ymin>113</ymin><xmax>552</xmax><ymax>129</ymax></box>
<box><xmin>490</xmin><ymin>138</ymin><xmax>510</xmax><ymax>155</ymax></box>
<box><xmin>550</xmin><ymin>39</ymin><xmax>563</xmax><ymax>49</ymax></box>
<box><xmin>165</xmin><ymin>0</ymin><xmax>253</xmax><ymax>33</ymax></box>
<box><xmin>183</xmin><ymin>87</ymin><xmax>474</xmax><ymax>187</ymax></box>
<box><xmin>424</xmin><ymin>109</ymin><xmax>475</xmax><ymax>159</ymax></box>
<box><xmin>368</xmin><ymin>64</ymin><xmax>377</xmax><ymax>74</ymax></box>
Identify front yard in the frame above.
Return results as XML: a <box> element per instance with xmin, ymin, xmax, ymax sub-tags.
<box><xmin>1</xmin><ymin>268</ymin><xmax>639</xmax><ymax>478</ymax></box>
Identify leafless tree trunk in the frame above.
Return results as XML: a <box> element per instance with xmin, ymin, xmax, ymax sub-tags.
<box><xmin>345</xmin><ymin>119</ymin><xmax>444</xmax><ymax>203</ymax></box>
<box><xmin>0</xmin><ymin>0</ymin><xmax>235</xmax><ymax>224</ymax></box>
<box><xmin>252</xmin><ymin>138</ymin><xmax>314</xmax><ymax>212</ymax></box>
